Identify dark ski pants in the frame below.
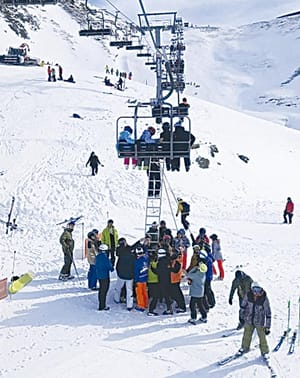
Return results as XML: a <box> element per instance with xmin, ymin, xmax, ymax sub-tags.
<box><xmin>283</xmin><ymin>211</ymin><xmax>293</xmax><ymax>224</ymax></box>
<box><xmin>60</xmin><ymin>252</ymin><xmax>73</xmax><ymax>276</ymax></box>
<box><xmin>106</xmin><ymin>249</ymin><xmax>116</xmax><ymax>267</ymax></box>
<box><xmin>87</xmin><ymin>264</ymin><xmax>97</xmax><ymax>289</ymax></box>
<box><xmin>181</xmin><ymin>214</ymin><xmax>190</xmax><ymax>230</ymax></box>
<box><xmin>148</xmin><ymin>282</ymin><xmax>161</xmax><ymax>312</ymax></box>
<box><xmin>189</xmin><ymin>296</ymin><xmax>207</xmax><ymax>320</ymax></box>
<box><xmin>159</xmin><ymin>283</ymin><xmax>172</xmax><ymax>311</ymax></box>
<box><xmin>170</xmin><ymin>282</ymin><xmax>186</xmax><ymax>311</ymax></box>
<box><xmin>242</xmin><ymin>324</ymin><xmax>269</xmax><ymax>355</ymax></box>
<box><xmin>98</xmin><ymin>278</ymin><xmax>110</xmax><ymax>310</ymax></box>
<box><xmin>91</xmin><ymin>165</ymin><xmax>98</xmax><ymax>176</ymax></box>
<box><xmin>203</xmin><ymin>280</ymin><xmax>215</xmax><ymax>309</ymax></box>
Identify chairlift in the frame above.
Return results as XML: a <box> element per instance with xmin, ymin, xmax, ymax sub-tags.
<box><xmin>137</xmin><ymin>52</ymin><xmax>152</xmax><ymax>57</ymax></box>
<box><xmin>79</xmin><ymin>28</ymin><xmax>111</xmax><ymax>37</ymax></box>
<box><xmin>145</xmin><ymin>61</ymin><xmax>156</xmax><ymax>66</ymax></box>
<box><xmin>110</xmin><ymin>40</ymin><xmax>132</xmax><ymax>48</ymax></box>
<box><xmin>1</xmin><ymin>0</ymin><xmax>57</xmax><ymax>4</ymax></box>
<box><xmin>126</xmin><ymin>45</ymin><xmax>144</xmax><ymax>51</ymax></box>
<box><xmin>116</xmin><ymin>103</ymin><xmax>192</xmax><ymax>160</ymax></box>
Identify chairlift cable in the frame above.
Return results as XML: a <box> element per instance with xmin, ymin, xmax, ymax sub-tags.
<box><xmin>162</xmin><ymin>173</ymin><xmax>178</xmax><ymax>231</ymax></box>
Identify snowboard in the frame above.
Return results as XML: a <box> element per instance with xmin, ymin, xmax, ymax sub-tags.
<box><xmin>8</xmin><ymin>271</ymin><xmax>35</xmax><ymax>294</ymax></box>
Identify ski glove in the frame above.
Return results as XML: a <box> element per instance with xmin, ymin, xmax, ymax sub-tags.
<box><xmin>265</xmin><ymin>328</ymin><xmax>270</xmax><ymax>335</ymax></box>
<box><xmin>228</xmin><ymin>298</ymin><xmax>233</xmax><ymax>305</ymax></box>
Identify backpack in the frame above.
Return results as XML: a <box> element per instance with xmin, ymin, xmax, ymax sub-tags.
<box><xmin>182</xmin><ymin>201</ymin><xmax>190</xmax><ymax>213</ymax></box>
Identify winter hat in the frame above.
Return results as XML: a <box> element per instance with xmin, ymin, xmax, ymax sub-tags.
<box><xmin>162</xmin><ymin>122</ymin><xmax>170</xmax><ymax>129</ymax></box>
<box><xmin>251</xmin><ymin>281</ymin><xmax>262</xmax><ymax>290</ymax></box>
<box><xmin>177</xmin><ymin>228</ymin><xmax>185</xmax><ymax>235</ymax></box>
<box><xmin>174</xmin><ymin>120</ymin><xmax>182</xmax><ymax>127</ymax></box>
<box><xmin>177</xmin><ymin>197</ymin><xmax>182</xmax><ymax>202</ymax></box>
<box><xmin>152</xmin><ymin>221</ymin><xmax>158</xmax><ymax>227</ymax></box>
<box><xmin>210</xmin><ymin>234</ymin><xmax>218</xmax><ymax>240</ymax></box>
<box><xmin>135</xmin><ymin>247</ymin><xmax>144</xmax><ymax>255</ymax></box>
<box><xmin>199</xmin><ymin>227</ymin><xmax>206</xmax><ymax>236</ymax></box>
<box><xmin>99</xmin><ymin>244</ymin><xmax>108</xmax><ymax>251</ymax></box>
<box><xmin>157</xmin><ymin>248</ymin><xmax>167</xmax><ymax>258</ymax></box>
<box><xmin>118</xmin><ymin>237</ymin><xmax>126</xmax><ymax>245</ymax></box>
<box><xmin>88</xmin><ymin>231</ymin><xmax>96</xmax><ymax>239</ymax></box>
<box><xmin>92</xmin><ymin>229</ymin><xmax>99</xmax><ymax>235</ymax></box>
<box><xmin>148</xmin><ymin>126</ymin><xmax>156</xmax><ymax>135</ymax></box>
<box><xmin>193</xmin><ymin>244</ymin><xmax>201</xmax><ymax>251</ymax></box>
<box><xmin>160</xmin><ymin>220</ymin><xmax>166</xmax><ymax>226</ymax></box>
<box><xmin>235</xmin><ymin>270</ymin><xmax>244</xmax><ymax>279</ymax></box>
<box><xmin>107</xmin><ymin>219</ymin><xmax>114</xmax><ymax>224</ymax></box>
<box><xmin>124</xmin><ymin>125</ymin><xmax>133</xmax><ymax>133</ymax></box>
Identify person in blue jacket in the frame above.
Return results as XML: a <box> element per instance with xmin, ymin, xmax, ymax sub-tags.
<box><xmin>95</xmin><ymin>243</ymin><xmax>114</xmax><ymax>310</ymax></box>
<box><xmin>118</xmin><ymin>126</ymin><xmax>137</xmax><ymax>169</ymax></box>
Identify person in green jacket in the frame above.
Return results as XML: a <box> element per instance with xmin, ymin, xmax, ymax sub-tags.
<box><xmin>229</xmin><ymin>270</ymin><xmax>253</xmax><ymax>329</ymax></box>
<box><xmin>59</xmin><ymin>221</ymin><xmax>75</xmax><ymax>280</ymax></box>
<box><xmin>147</xmin><ymin>251</ymin><xmax>160</xmax><ymax>316</ymax></box>
<box><xmin>101</xmin><ymin>219</ymin><xmax>119</xmax><ymax>267</ymax></box>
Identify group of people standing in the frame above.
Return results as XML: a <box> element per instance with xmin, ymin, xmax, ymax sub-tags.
<box><xmin>47</xmin><ymin>64</ymin><xmax>75</xmax><ymax>83</ymax></box>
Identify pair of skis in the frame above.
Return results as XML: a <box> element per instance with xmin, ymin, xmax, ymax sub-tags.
<box><xmin>218</xmin><ymin>350</ymin><xmax>277</xmax><ymax>377</ymax></box>
<box><xmin>56</xmin><ymin>215</ymin><xmax>83</xmax><ymax>226</ymax></box>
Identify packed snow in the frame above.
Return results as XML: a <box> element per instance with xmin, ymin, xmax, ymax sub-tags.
<box><xmin>0</xmin><ymin>2</ymin><xmax>300</xmax><ymax>378</ymax></box>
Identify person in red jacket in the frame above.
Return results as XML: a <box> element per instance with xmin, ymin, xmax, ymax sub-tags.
<box><xmin>283</xmin><ymin>197</ymin><xmax>294</xmax><ymax>224</ymax></box>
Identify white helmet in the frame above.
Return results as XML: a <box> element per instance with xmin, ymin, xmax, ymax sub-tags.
<box><xmin>99</xmin><ymin>244</ymin><xmax>108</xmax><ymax>251</ymax></box>
<box><xmin>157</xmin><ymin>248</ymin><xmax>167</xmax><ymax>258</ymax></box>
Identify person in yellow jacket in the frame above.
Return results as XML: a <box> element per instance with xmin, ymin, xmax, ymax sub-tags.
<box><xmin>101</xmin><ymin>219</ymin><xmax>119</xmax><ymax>267</ymax></box>
<box><xmin>176</xmin><ymin>198</ymin><xmax>190</xmax><ymax>230</ymax></box>
<box><xmin>147</xmin><ymin>253</ymin><xmax>160</xmax><ymax>316</ymax></box>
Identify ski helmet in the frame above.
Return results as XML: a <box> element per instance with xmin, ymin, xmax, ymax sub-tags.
<box><xmin>99</xmin><ymin>244</ymin><xmax>108</xmax><ymax>251</ymax></box>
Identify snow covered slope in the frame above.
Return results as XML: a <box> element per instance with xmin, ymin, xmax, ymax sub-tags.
<box><xmin>0</xmin><ymin>3</ymin><xmax>300</xmax><ymax>378</ymax></box>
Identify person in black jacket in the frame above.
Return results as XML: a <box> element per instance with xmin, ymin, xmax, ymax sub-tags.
<box><xmin>85</xmin><ymin>151</ymin><xmax>103</xmax><ymax>176</ymax></box>
<box><xmin>172</xmin><ymin>121</ymin><xmax>195</xmax><ymax>172</ymax></box>
<box><xmin>159</xmin><ymin>122</ymin><xmax>171</xmax><ymax>170</ymax></box>
<box><xmin>113</xmin><ymin>237</ymin><xmax>140</xmax><ymax>310</ymax></box>
<box><xmin>147</xmin><ymin>158</ymin><xmax>161</xmax><ymax>197</ymax></box>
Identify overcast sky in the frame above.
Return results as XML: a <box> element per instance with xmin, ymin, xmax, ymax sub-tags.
<box><xmin>90</xmin><ymin>0</ymin><xmax>300</xmax><ymax>26</ymax></box>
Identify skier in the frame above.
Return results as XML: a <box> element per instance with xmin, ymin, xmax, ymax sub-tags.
<box><xmin>176</xmin><ymin>198</ymin><xmax>190</xmax><ymax>230</ymax></box>
<box><xmin>170</xmin><ymin>250</ymin><xmax>186</xmax><ymax>313</ymax></box>
<box><xmin>117</xmin><ymin>125</ymin><xmax>137</xmax><ymax>169</ymax></box>
<box><xmin>172</xmin><ymin>120</ymin><xmax>195</xmax><ymax>172</ymax></box>
<box><xmin>186</xmin><ymin>253</ymin><xmax>208</xmax><ymax>324</ymax></box>
<box><xmin>158</xmin><ymin>220</ymin><xmax>173</xmax><ymax>243</ymax></box>
<box><xmin>51</xmin><ymin>67</ymin><xmax>56</xmax><ymax>82</ymax></box>
<box><xmin>85</xmin><ymin>151</ymin><xmax>103</xmax><ymax>176</ymax></box>
<box><xmin>113</xmin><ymin>237</ymin><xmax>140</xmax><ymax>311</ymax></box>
<box><xmin>238</xmin><ymin>282</ymin><xmax>271</xmax><ymax>359</ymax></box>
<box><xmin>58</xmin><ymin>65</ymin><xmax>63</xmax><ymax>80</ymax></box>
<box><xmin>95</xmin><ymin>243</ymin><xmax>114</xmax><ymax>311</ymax></box>
<box><xmin>173</xmin><ymin>228</ymin><xmax>190</xmax><ymax>270</ymax></box>
<box><xmin>159</xmin><ymin>122</ymin><xmax>171</xmax><ymax>170</ymax></box>
<box><xmin>86</xmin><ymin>229</ymin><xmax>100</xmax><ymax>290</ymax></box>
<box><xmin>137</xmin><ymin>126</ymin><xmax>157</xmax><ymax>170</ymax></box>
<box><xmin>210</xmin><ymin>233</ymin><xmax>224</xmax><ymax>280</ymax></box>
<box><xmin>147</xmin><ymin>158</ymin><xmax>161</xmax><ymax>197</ymax></box>
<box><xmin>283</xmin><ymin>197</ymin><xmax>294</xmax><ymax>224</ymax></box>
<box><xmin>152</xmin><ymin>248</ymin><xmax>173</xmax><ymax>315</ymax></box>
<box><xmin>101</xmin><ymin>219</ymin><xmax>119</xmax><ymax>267</ymax></box>
<box><xmin>47</xmin><ymin>65</ymin><xmax>51</xmax><ymax>81</ymax></box>
<box><xmin>229</xmin><ymin>270</ymin><xmax>253</xmax><ymax>329</ymax></box>
<box><xmin>59</xmin><ymin>221</ymin><xmax>75</xmax><ymax>280</ymax></box>
<box><xmin>134</xmin><ymin>246</ymin><xmax>149</xmax><ymax>312</ymax></box>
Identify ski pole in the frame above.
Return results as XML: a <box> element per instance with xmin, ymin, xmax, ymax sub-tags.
<box><xmin>81</xmin><ymin>222</ymin><xmax>84</xmax><ymax>260</ymax></box>
<box><xmin>72</xmin><ymin>258</ymin><xmax>81</xmax><ymax>285</ymax></box>
<box><xmin>11</xmin><ymin>250</ymin><xmax>16</xmax><ymax>279</ymax></box>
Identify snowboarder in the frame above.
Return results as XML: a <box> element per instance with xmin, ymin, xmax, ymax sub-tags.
<box><xmin>283</xmin><ymin>197</ymin><xmax>294</xmax><ymax>224</ymax></box>
<box><xmin>229</xmin><ymin>270</ymin><xmax>253</xmax><ymax>329</ymax></box>
<box><xmin>186</xmin><ymin>253</ymin><xmax>208</xmax><ymax>324</ymax></box>
<box><xmin>134</xmin><ymin>246</ymin><xmax>149</xmax><ymax>312</ymax></box>
<box><xmin>101</xmin><ymin>219</ymin><xmax>118</xmax><ymax>267</ymax></box>
<box><xmin>176</xmin><ymin>198</ymin><xmax>190</xmax><ymax>230</ymax></box>
<box><xmin>59</xmin><ymin>221</ymin><xmax>75</xmax><ymax>280</ymax></box>
<box><xmin>85</xmin><ymin>151</ymin><xmax>103</xmax><ymax>176</ymax></box>
<box><xmin>95</xmin><ymin>243</ymin><xmax>114</xmax><ymax>311</ymax></box>
<box><xmin>210</xmin><ymin>233</ymin><xmax>224</xmax><ymax>280</ymax></box>
<box><xmin>238</xmin><ymin>282</ymin><xmax>271</xmax><ymax>358</ymax></box>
